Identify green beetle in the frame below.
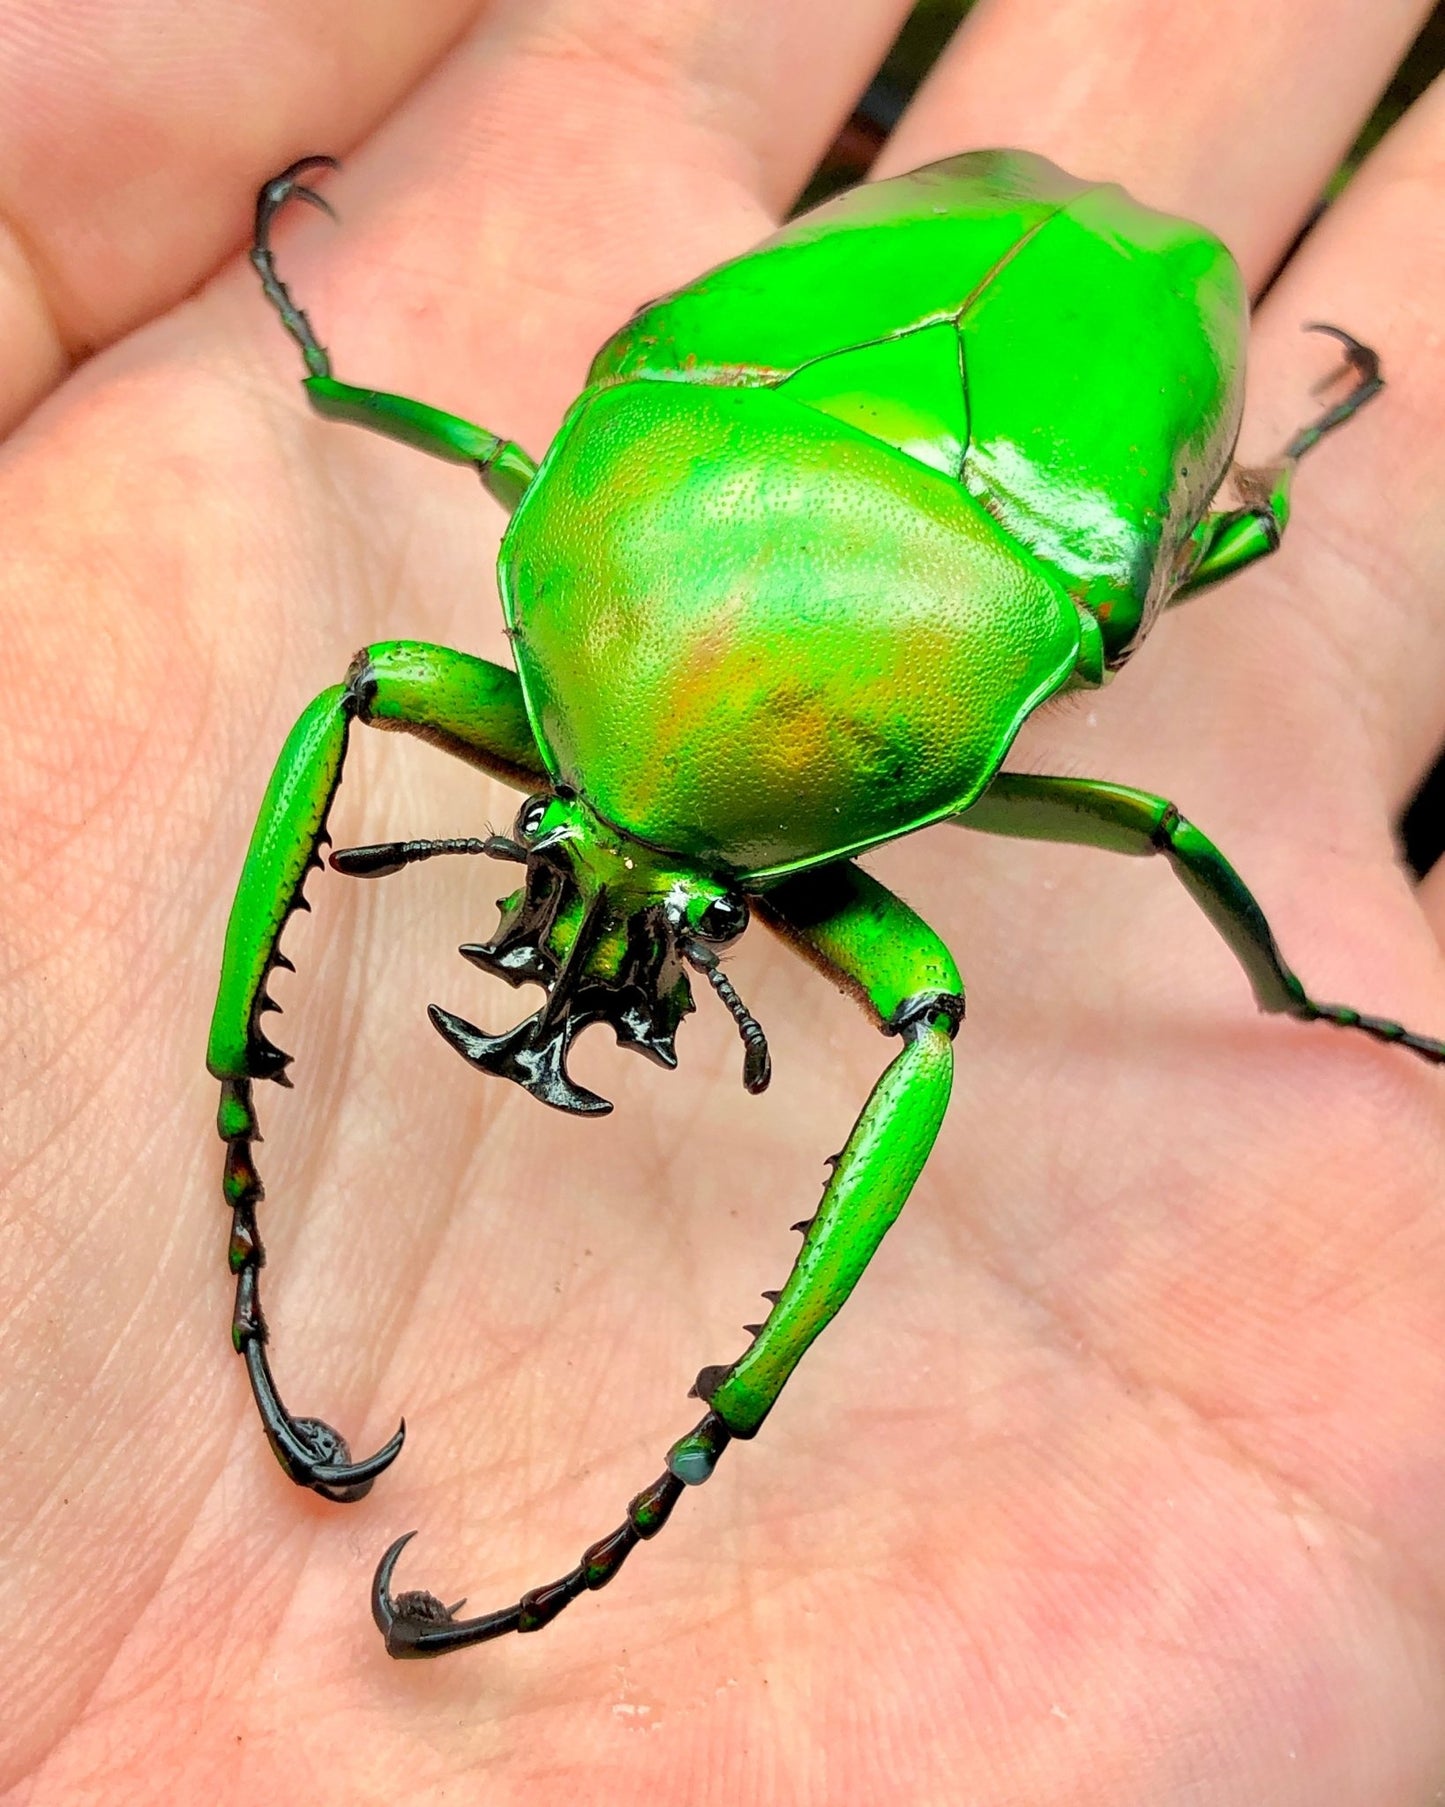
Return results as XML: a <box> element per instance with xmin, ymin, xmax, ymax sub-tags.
<box><xmin>210</xmin><ymin>150</ymin><xmax>1444</xmax><ymax>1660</ymax></box>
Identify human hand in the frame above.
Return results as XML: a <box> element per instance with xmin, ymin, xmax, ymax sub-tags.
<box><xmin>3</xmin><ymin>1</ymin><xmax>1443</xmax><ymax>1800</ymax></box>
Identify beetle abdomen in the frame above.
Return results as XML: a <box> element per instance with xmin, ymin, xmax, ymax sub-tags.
<box><xmin>501</xmin><ymin>382</ymin><xmax>1080</xmax><ymax>879</ymax></box>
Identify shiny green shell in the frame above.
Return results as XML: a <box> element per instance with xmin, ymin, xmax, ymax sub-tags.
<box><xmin>498</xmin><ymin>150</ymin><xmax>1248</xmax><ymax>881</ymax></box>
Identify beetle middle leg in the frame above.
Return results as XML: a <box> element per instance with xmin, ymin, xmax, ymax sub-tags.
<box><xmin>1174</xmin><ymin>324</ymin><xmax>1382</xmax><ymax>599</ymax></box>
<box><xmin>956</xmin><ymin>772</ymin><xmax>1445</xmax><ymax>1064</ymax></box>
<box><xmin>209</xmin><ymin>641</ymin><xmax>546</xmax><ymax>1500</ymax></box>
<box><xmin>371</xmin><ymin>860</ymin><xmax>964</xmax><ymax>1655</ymax></box>
<box><xmin>251</xmin><ymin>158</ymin><xmax>537</xmax><ymax>511</ymax></box>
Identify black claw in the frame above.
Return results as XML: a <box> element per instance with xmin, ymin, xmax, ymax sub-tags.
<box><xmin>251</xmin><ymin>156</ymin><xmax>341</xmax><ymax>380</ymax></box>
<box><xmin>255</xmin><ymin>155</ymin><xmax>340</xmax><ymax>241</ymax></box>
<box><xmin>371</xmin><ymin>1534</ymin><xmax>455</xmax><ymax>1638</ymax></box>
<box><xmin>293</xmin><ymin>1416</ymin><xmax>407</xmax><ymax>1503</ymax></box>
<box><xmin>244</xmin><ymin>1340</ymin><xmax>404</xmax><ymax>1501</ymax></box>
<box><xmin>1303</xmin><ymin>321</ymin><xmax>1380</xmax><ymax>390</ymax></box>
<box><xmin>1286</xmin><ymin>323</ymin><xmax>1384</xmax><ymax>459</ymax></box>
<box><xmin>370</xmin><ymin>1443</ymin><xmax>701</xmax><ymax>1658</ymax></box>
<box><xmin>372</xmin><ymin>1534</ymin><xmax>522</xmax><ymax>1659</ymax></box>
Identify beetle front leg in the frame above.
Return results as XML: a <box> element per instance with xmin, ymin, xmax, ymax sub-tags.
<box><xmin>1173</xmin><ymin>324</ymin><xmax>1382</xmax><ymax>599</ymax></box>
<box><xmin>957</xmin><ymin>772</ymin><xmax>1445</xmax><ymax>1064</ymax></box>
<box><xmin>209</xmin><ymin>642</ymin><xmax>546</xmax><ymax>1501</ymax></box>
<box><xmin>252</xmin><ymin>159</ymin><xmax>537</xmax><ymax>512</ymax></box>
<box><xmin>701</xmin><ymin>864</ymin><xmax>962</xmax><ymax>1438</ymax></box>
<box><xmin>371</xmin><ymin>861</ymin><xmax>963</xmax><ymax>1655</ymax></box>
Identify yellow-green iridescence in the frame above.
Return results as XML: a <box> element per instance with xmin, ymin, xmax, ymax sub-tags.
<box><xmin>494</xmin><ymin>151</ymin><xmax>1247</xmax><ymax>877</ymax></box>
<box><xmin>590</xmin><ymin>149</ymin><xmax>1247</xmax><ymax>662</ymax></box>
<box><xmin>501</xmin><ymin>381</ymin><xmax>1080</xmax><ymax>879</ymax></box>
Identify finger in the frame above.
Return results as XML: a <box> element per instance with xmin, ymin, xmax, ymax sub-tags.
<box><xmin>875</xmin><ymin>0</ymin><xmax>1434</xmax><ymax>289</ymax></box>
<box><xmin>0</xmin><ymin>0</ymin><xmax>485</xmax><ymax>436</ymax></box>
<box><xmin>214</xmin><ymin>0</ymin><xmax>919</xmax><ymax>437</ymax></box>
<box><xmin>476</xmin><ymin>0</ymin><xmax>918</xmax><ymax>217</ymax></box>
<box><xmin>865</xmin><ymin>0</ymin><xmax>1443</xmax><ymax>829</ymax></box>
<box><xmin>174</xmin><ymin>0</ymin><xmax>921</xmax><ymax>667</ymax></box>
<box><xmin>1211</xmin><ymin>76</ymin><xmax>1445</xmax><ymax>814</ymax></box>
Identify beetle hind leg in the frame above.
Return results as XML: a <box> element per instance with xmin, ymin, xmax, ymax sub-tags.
<box><xmin>250</xmin><ymin>159</ymin><xmax>537</xmax><ymax>511</ymax></box>
<box><xmin>957</xmin><ymin>774</ymin><xmax>1445</xmax><ymax>1068</ymax></box>
<box><xmin>1286</xmin><ymin>999</ymin><xmax>1445</xmax><ymax>1064</ymax></box>
<box><xmin>369</xmin><ymin>1423</ymin><xmax>724</xmax><ymax>1657</ymax></box>
<box><xmin>1174</xmin><ymin>323</ymin><xmax>1383</xmax><ymax>600</ymax></box>
<box><xmin>365</xmin><ymin>863</ymin><xmax>962</xmax><ymax>1658</ymax></box>
<box><xmin>1284</xmin><ymin>323</ymin><xmax>1383</xmax><ymax>460</ymax></box>
<box><xmin>251</xmin><ymin>157</ymin><xmax>339</xmax><ymax>380</ymax></box>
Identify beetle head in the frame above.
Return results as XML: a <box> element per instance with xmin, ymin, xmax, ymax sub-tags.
<box><xmin>429</xmin><ymin>793</ymin><xmax>768</xmax><ymax>1115</ymax></box>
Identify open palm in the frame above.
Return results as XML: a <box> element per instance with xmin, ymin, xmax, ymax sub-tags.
<box><xmin>4</xmin><ymin>1</ymin><xmax>1445</xmax><ymax>1800</ymax></box>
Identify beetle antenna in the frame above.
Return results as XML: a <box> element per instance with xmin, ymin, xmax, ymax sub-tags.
<box><xmin>687</xmin><ymin>947</ymin><xmax>771</xmax><ymax>1094</ymax></box>
<box><xmin>330</xmin><ymin>834</ymin><xmax>525</xmax><ymax>878</ymax></box>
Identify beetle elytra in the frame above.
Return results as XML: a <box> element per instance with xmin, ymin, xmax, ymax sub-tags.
<box><xmin>210</xmin><ymin>150</ymin><xmax>1442</xmax><ymax>1658</ymax></box>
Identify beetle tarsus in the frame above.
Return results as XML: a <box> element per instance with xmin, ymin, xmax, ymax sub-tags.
<box><xmin>372</xmin><ymin>1534</ymin><xmax>523</xmax><ymax>1658</ymax></box>
<box><xmin>1285</xmin><ymin>323</ymin><xmax>1383</xmax><ymax>461</ymax></box>
<box><xmin>251</xmin><ymin>155</ymin><xmax>340</xmax><ymax>381</ymax></box>
<box><xmin>1297</xmin><ymin>997</ymin><xmax>1445</xmax><ymax>1065</ymax></box>
<box><xmin>221</xmin><ymin>1074</ymin><xmax>406</xmax><ymax>1501</ymax></box>
<box><xmin>239</xmin><ymin>1308</ymin><xmax>406</xmax><ymax>1502</ymax></box>
<box><xmin>370</xmin><ymin>1434</ymin><xmax>705</xmax><ymax>1657</ymax></box>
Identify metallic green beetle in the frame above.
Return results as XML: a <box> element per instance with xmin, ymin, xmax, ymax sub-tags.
<box><xmin>210</xmin><ymin>150</ymin><xmax>1444</xmax><ymax>1660</ymax></box>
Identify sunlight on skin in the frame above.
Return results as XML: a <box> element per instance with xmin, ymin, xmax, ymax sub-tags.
<box><xmin>2</xmin><ymin>1</ymin><xmax>1445</xmax><ymax>1801</ymax></box>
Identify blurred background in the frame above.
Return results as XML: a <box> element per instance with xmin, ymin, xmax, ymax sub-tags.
<box><xmin>803</xmin><ymin>0</ymin><xmax>1445</xmax><ymax>874</ymax></box>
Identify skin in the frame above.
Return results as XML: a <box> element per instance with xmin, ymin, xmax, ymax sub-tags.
<box><xmin>2</xmin><ymin>0</ymin><xmax>1445</xmax><ymax>1799</ymax></box>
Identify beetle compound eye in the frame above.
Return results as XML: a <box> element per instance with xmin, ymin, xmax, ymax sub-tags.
<box><xmin>691</xmin><ymin>893</ymin><xmax>749</xmax><ymax>946</ymax></box>
<box><xmin>515</xmin><ymin>797</ymin><xmax>549</xmax><ymax>842</ymax></box>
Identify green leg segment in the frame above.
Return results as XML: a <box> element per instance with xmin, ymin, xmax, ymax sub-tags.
<box><xmin>706</xmin><ymin>862</ymin><xmax>963</xmax><ymax>1437</ymax></box>
<box><xmin>251</xmin><ymin>158</ymin><xmax>536</xmax><ymax>513</ymax></box>
<box><xmin>1173</xmin><ymin>324</ymin><xmax>1382</xmax><ymax>601</ymax></box>
<box><xmin>957</xmin><ymin>772</ymin><xmax>1445</xmax><ymax>1064</ymax></box>
<box><xmin>370</xmin><ymin>860</ymin><xmax>964</xmax><ymax>1657</ymax></box>
<box><xmin>1176</xmin><ymin>463</ymin><xmax>1292</xmax><ymax>598</ymax></box>
<box><xmin>209</xmin><ymin>640</ymin><xmax>546</xmax><ymax>1502</ymax></box>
